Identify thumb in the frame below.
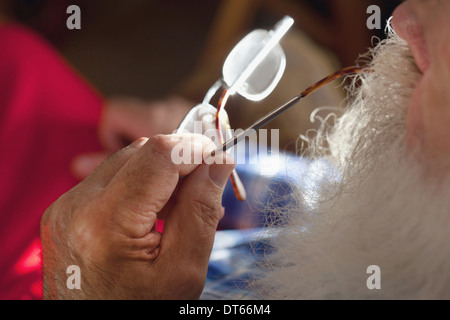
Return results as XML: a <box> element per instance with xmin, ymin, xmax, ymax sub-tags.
<box><xmin>161</xmin><ymin>154</ymin><xmax>235</xmax><ymax>268</ymax></box>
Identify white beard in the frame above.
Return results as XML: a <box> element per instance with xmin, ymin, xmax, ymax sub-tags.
<box><xmin>257</xmin><ymin>31</ymin><xmax>450</xmax><ymax>299</ymax></box>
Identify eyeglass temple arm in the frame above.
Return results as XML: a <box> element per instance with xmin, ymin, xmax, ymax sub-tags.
<box><xmin>210</xmin><ymin>66</ymin><xmax>362</xmax><ymax>157</ymax></box>
<box><xmin>203</xmin><ymin>79</ymin><xmax>224</xmax><ymax>105</ymax></box>
<box><xmin>211</xmin><ymin>94</ymin><xmax>303</xmax><ymax>156</ymax></box>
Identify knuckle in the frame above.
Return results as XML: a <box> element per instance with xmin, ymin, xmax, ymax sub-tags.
<box><xmin>191</xmin><ymin>198</ymin><xmax>221</xmax><ymax>229</ymax></box>
<box><xmin>145</xmin><ymin>134</ymin><xmax>181</xmax><ymax>170</ymax></box>
<box><xmin>145</xmin><ymin>246</ymin><xmax>160</xmax><ymax>260</ymax></box>
<box><xmin>41</xmin><ymin>192</ymin><xmax>72</xmax><ymax>233</ymax></box>
<box><xmin>148</xmin><ymin>134</ymin><xmax>176</xmax><ymax>160</ymax></box>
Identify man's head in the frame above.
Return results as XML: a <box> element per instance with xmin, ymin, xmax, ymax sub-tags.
<box><xmin>257</xmin><ymin>0</ymin><xmax>450</xmax><ymax>299</ymax></box>
<box><xmin>393</xmin><ymin>0</ymin><xmax>450</xmax><ymax>170</ymax></box>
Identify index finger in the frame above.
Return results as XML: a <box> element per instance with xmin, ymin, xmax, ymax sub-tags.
<box><xmin>104</xmin><ymin>133</ymin><xmax>219</xmax><ymax>236</ymax></box>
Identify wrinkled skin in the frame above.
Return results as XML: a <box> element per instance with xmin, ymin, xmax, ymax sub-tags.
<box><xmin>41</xmin><ymin>135</ymin><xmax>235</xmax><ymax>299</ymax></box>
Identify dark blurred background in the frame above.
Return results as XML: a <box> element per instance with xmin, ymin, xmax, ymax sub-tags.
<box><xmin>1</xmin><ymin>0</ymin><xmax>402</xmax><ymax>101</ymax></box>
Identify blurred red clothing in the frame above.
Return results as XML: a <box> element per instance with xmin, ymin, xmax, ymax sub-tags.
<box><xmin>0</xmin><ymin>23</ymin><xmax>103</xmax><ymax>299</ymax></box>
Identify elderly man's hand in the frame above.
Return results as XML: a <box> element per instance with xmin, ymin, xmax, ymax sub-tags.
<box><xmin>41</xmin><ymin>134</ymin><xmax>235</xmax><ymax>299</ymax></box>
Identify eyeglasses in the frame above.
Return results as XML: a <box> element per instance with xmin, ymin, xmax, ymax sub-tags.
<box><xmin>177</xmin><ymin>16</ymin><xmax>362</xmax><ymax>201</ymax></box>
<box><xmin>177</xmin><ymin>16</ymin><xmax>293</xmax><ymax>201</ymax></box>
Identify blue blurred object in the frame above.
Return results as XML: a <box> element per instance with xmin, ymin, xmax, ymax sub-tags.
<box><xmin>219</xmin><ymin>149</ymin><xmax>307</xmax><ymax>230</ymax></box>
<box><xmin>203</xmin><ymin>149</ymin><xmax>338</xmax><ymax>299</ymax></box>
<box><xmin>201</xmin><ymin>227</ymin><xmax>271</xmax><ymax>299</ymax></box>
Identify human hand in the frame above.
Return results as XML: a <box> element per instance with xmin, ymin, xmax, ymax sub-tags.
<box><xmin>41</xmin><ymin>134</ymin><xmax>235</xmax><ymax>299</ymax></box>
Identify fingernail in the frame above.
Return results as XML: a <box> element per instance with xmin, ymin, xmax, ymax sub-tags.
<box><xmin>131</xmin><ymin>137</ymin><xmax>149</xmax><ymax>147</ymax></box>
<box><xmin>208</xmin><ymin>154</ymin><xmax>235</xmax><ymax>188</ymax></box>
<box><xmin>123</xmin><ymin>137</ymin><xmax>148</xmax><ymax>151</ymax></box>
